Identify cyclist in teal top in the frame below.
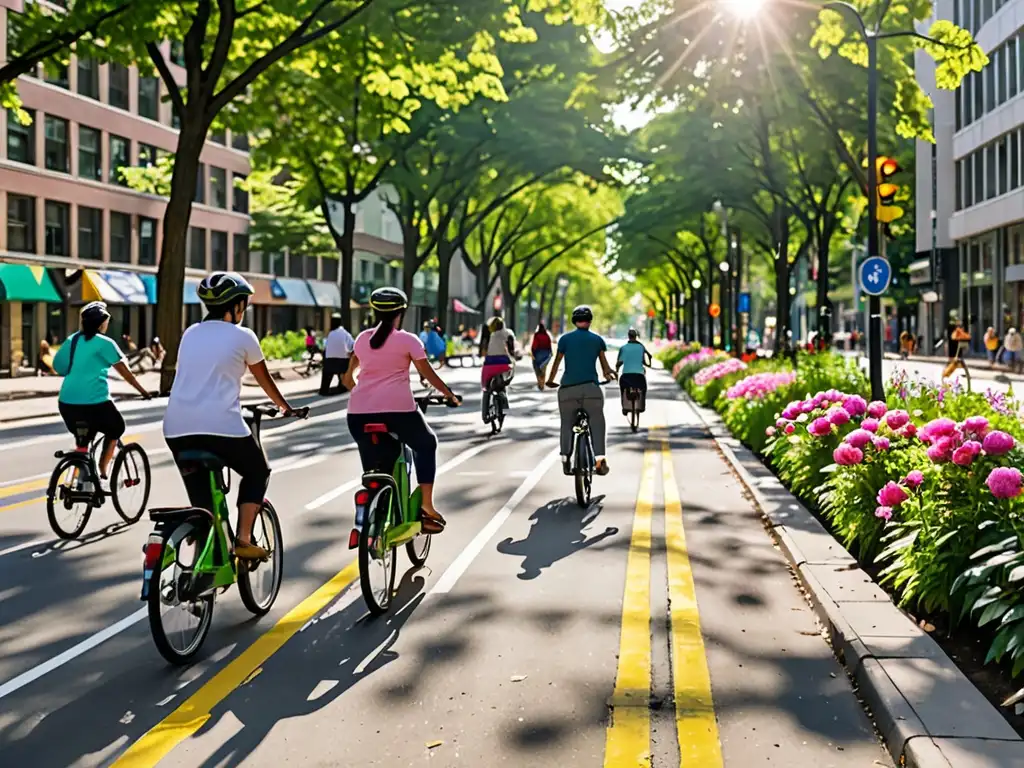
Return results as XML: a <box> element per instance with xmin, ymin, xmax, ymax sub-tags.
<box><xmin>616</xmin><ymin>329</ymin><xmax>651</xmax><ymax>414</ymax></box>
<box><xmin>53</xmin><ymin>302</ymin><xmax>150</xmax><ymax>484</ymax></box>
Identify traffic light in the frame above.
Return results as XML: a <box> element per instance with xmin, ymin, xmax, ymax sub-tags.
<box><xmin>876</xmin><ymin>156</ymin><xmax>904</xmax><ymax>224</ymax></box>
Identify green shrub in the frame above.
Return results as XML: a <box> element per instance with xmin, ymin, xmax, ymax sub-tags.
<box><xmin>260</xmin><ymin>330</ymin><xmax>308</xmax><ymax>361</ymax></box>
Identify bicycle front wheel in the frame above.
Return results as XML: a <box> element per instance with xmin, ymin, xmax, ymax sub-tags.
<box><xmin>630</xmin><ymin>406</ymin><xmax>640</xmax><ymax>433</ymax></box>
<box><xmin>147</xmin><ymin>521</ymin><xmax>215</xmax><ymax>665</ymax></box>
<box><xmin>46</xmin><ymin>456</ymin><xmax>95</xmax><ymax>540</ymax></box>
<box><xmin>359</xmin><ymin>487</ymin><xmax>397</xmax><ymax>615</ymax></box>
<box><xmin>111</xmin><ymin>443</ymin><xmax>151</xmax><ymax>523</ymax></box>
<box><xmin>238</xmin><ymin>500</ymin><xmax>284</xmax><ymax>615</ymax></box>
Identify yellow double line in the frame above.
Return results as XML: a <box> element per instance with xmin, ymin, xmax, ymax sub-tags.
<box><xmin>604</xmin><ymin>439</ymin><xmax>723</xmax><ymax>767</ymax></box>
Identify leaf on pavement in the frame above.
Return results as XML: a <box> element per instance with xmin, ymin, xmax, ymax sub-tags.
<box><xmin>426</xmin><ymin>740</ymin><xmax>444</xmax><ymax>749</ymax></box>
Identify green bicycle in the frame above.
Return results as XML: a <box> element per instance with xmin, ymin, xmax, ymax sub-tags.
<box><xmin>140</xmin><ymin>403</ymin><xmax>308</xmax><ymax>664</ymax></box>
<box><xmin>349</xmin><ymin>393</ymin><xmax>458</xmax><ymax>615</ymax></box>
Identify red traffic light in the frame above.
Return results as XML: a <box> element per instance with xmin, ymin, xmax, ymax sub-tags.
<box><xmin>878</xmin><ymin>156</ymin><xmax>900</xmax><ymax>177</ymax></box>
<box><xmin>647</xmin><ymin>309</ymin><xmax>656</xmax><ymax>318</ymax></box>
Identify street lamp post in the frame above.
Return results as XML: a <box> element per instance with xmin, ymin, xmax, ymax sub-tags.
<box><xmin>557</xmin><ymin>275</ymin><xmax>569</xmax><ymax>335</ymax></box>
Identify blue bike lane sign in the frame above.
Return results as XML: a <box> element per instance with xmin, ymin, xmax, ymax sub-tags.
<box><xmin>858</xmin><ymin>256</ymin><xmax>892</xmax><ymax>296</ymax></box>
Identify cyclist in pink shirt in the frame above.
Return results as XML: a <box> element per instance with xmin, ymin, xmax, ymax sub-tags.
<box><xmin>343</xmin><ymin>287</ymin><xmax>460</xmax><ymax>533</ymax></box>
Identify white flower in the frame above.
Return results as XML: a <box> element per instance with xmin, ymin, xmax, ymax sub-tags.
<box><xmin>796</xmin><ymin>413</ymin><xmax>809</xmax><ymax>423</ymax></box>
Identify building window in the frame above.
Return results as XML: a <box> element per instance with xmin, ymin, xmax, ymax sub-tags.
<box><xmin>287</xmin><ymin>253</ymin><xmax>304</xmax><ymax>277</ymax></box>
<box><xmin>1011</xmin><ymin>40</ymin><xmax>1019</xmax><ymax>99</ymax></box>
<box><xmin>138</xmin><ymin>76</ymin><xmax>159</xmax><ymax>120</ymax></box>
<box><xmin>78</xmin><ymin>126</ymin><xmax>102</xmax><ymax>181</ymax></box>
<box><xmin>1012</xmin><ymin>131</ymin><xmax>1021</xmax><ymax>191</ymax></box>
<box><xmin>43</xmin><ymin>61</ymin><xmax>68</xmax><ymax>89</ymax></box>
<box><xmin>44</xmin><ymin>116</ymin><xmax>69</xmax><ymax>173</ymax></box>
<box><xmin>231</xmin><ymin>133</ymin><xmax>249</xmax><ymax>152</ymax></box>
<box><xmin>955</xmin><ymin>160</ymin><xmax>962</xmax><ymax>211</ymax></box>
<box><xmin>211</xmin><ymin>230</ymin><xmax>228</xmax><ymax>271</ymax></box>
<box><xmin>138</xmin><ymin>142</ymin><xmax>158</xmax><ymax>168</ymax></box>
<box><xmin>109</xmin><ymin>134</ymin><xmax>130</xmax><ymax>185</ymax></box>
<box><xmin>170</xmin><ymin>42</ymin><xmax>185</xmax><ymax>66</ymax></box>
<box><xmin>210</xmin><ymin>166</ymin><xmax>227</xmax><ymax>208</ymax></box>
<box><xmin>210</xmin><ymin>131</ymin><xmax>226</xmax><ymax>145</ymax></box>
<box><xmin>232</xmin><ymin>233</ymin><xmax>249</xmax><ymax>272</ymax></box>
<box><xmin>44</xmin><ymin>201</ymin><xmax>70</xmax><ymax>256</ymax></box>
<box><xmin>972</xmin><ymin>0</ymin><xmax>980</xmax><ymax>33</ymax></box>
<box><xmin>6</xmin><ymin>108</ymin><xmax>35</xmax><ymax>165</ymax></box>
<box><xmin>997</xmin><ymin>47</ymin><xmax>1007</xmax><ymax>105</ymax></box>
<box><xmin>985</xmin><ymin>143</ymin><xmax>997</xmax><ymax>199</ymax></box>
<box><xmin>233</xmin><ymin>174</ymin><xmax>249</xmax><ymax>214</ymax></box>
<box><xmin>998</xmin><ymin>136</ymin><xmax>1009</xmax><ymax>195</ymax></box>
<box><xmin>323</xmin><ymin>257</ymin><xmax>338</xmax><ymax>282</ymax></box>
<box><xmin>985</xmin><ymin>61</ymin><xmax>996</xmax><ymax>112</ymax></box>
<box><xmin>973</xmin><ymin>150</ymin><xmax>983</xmax><ymax>203</ymax></box>
<box><xmin>110</xmin><ymin>212</ymin><xmax>131</xmax><ymax>263</ymax></box>
<box><xmin>188</xmin><ymin>226</ymin><xmax>207</xmax><ymax>269</ymax></box>
<box><xmin>194</xmin><ymin>163</ymin><xmax>206</xmax><ymax>204</ymax></box>
<box><xmin>7</xmin><ymin>195</ymin><xmax>36</xmax><ymax>253</ymax></box>
<box><xmin>77</xmin><ymin>58</ymin><xmax>99</xmax><ymax>99</ymax></box>
<box><xmin>79</xmin><ymin>206</ymin><xmax>103</xmax><ymax>260</ymax></box>
<box><xmin>139</xmin><ymin>216</ymin><xmax>157</xmax><ymax>265</ymax></box>
<box><xmin>974</xmin><ymin>70</ymin><xmax>984</xmax><ymax>118</ymax></box>
<box><xmin>963</xmin><ymin>74</ymin><xmax>973</xmax><ymax>125</ymax></box>
<box><xmin>108</xmin><ymin>64</ymin><xmax>129</xmax><ymax>109</ymax></box>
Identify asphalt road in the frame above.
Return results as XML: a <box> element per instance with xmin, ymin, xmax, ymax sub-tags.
<box><xmin>0</xmin><ymin>367</ymin><xmax>891</xmax><ymax>767</ymax></box>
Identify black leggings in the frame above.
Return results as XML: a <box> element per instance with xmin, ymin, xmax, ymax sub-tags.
<box><xmin>166</xmin><ymin>434</ymin><xmax>270</xmax><ymax>507</ymax></box>
<box><xmin>347</xmin><ymin>411</ymin><xmax>438</xmax><ymax>483</ymax></box>
<box><xmin>58</xmin><ymin>401</ymin><xmax>125</xmax><ymax>455</ymax></box>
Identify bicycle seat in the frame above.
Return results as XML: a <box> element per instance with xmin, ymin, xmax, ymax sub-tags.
<box><xmin>149</xmin><ymin>506</ymin><xmax>214</xmax><ymax>523</ymax></box>
<box><xmin>177</xmin><ymin>450</ymin><xmax>224</xmax><ymax>467</ymax></box>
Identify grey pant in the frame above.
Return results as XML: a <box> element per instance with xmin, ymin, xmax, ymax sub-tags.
<box><xmin>557</xmin><ymin>382</ymin><xmax>606</xmax><ymax>457</ymax></box>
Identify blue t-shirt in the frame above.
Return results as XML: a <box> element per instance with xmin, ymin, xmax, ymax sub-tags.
<box><xmin>53</xmin><ymin>332</ymin><xmax>125</xmax><ymax>405</ymax></box>
<box><xmin>617</xmin><ymin>341</ymin><xmax>648</xmax><ymax>375</ymax></box>
<box><xmin>557</xmin><ymin>328</ymin><xmax>606</xmax><ymax>387</ymax></box>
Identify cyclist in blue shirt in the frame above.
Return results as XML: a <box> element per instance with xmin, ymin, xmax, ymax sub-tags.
<box><xmin>52</xmin><ymin>302</ymin><xmax>150</xmax><ymax>486</ymax></box>
<box><xmin>616</xmin><ymin>329</ymin><xmax>652</xmax><ymax>414</ymax></box>
<box><xmin>546</xmin><ymin>306</ymin><xmax>616</xmax><ymax>476</ymax></box>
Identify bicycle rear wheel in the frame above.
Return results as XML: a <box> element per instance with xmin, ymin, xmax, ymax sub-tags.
<box><xmin>111</xmin><ymin>443</ymin><xmax>151</xmax><ymax>523</ymax></box>
<box><xmin>147</xmin><ymin>521</ymin><xmax>215</xmax><ymax>665</ymax></box>
<box><xmin>359</xmin><ymin>486</ymin><xmax>397</xmax><ymax>615</ymax></box>
<box><xmin>238</xmin><ymin>500</ymin><xmax>284</xmax><ymax>615</ymax></box>
<box><xmin>46</xmin><ymin>456</ymin><xmax>95</xmax><ymax>540</ymax></box>
<box><xmin>574</xmin><ymin>438</ymin><xmax>593</xmax><ymax>508</ymax></box>
<box><xmin>629</xmin><ymin>405</ymin><xmax>640</xmax><ymax>433</ymax></box>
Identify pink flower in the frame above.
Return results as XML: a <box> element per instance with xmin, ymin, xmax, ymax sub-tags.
<box><xmin>867</xmin><ymin>400</ymin><xmax>888</xmax><ymax>419</ymax></box>
<box><xmin>903</xmin><ymin>470</ymin><xmax>924</xmax><ymax>488</ymax></box>
<box><xmin>781</xmin><ymin>402</ymin><xmax>802</xmax><ymax>420</ymax></box>
<box><xmin>885</xmin><ymin>410</ymin><xmax>910</xmax><ymax>430</ymax></box>
<box><xmin>963</xmin><ymin>440</ymin><xmax>983</xmax><ymax>456</ymax></box>
<box><xmin>982</xmin><ymin>430</ymin><xmax>1015</xmax><ymax>456</ymax></box>
<box><xmin>765</xmin><ymin>427</ymin><xmax>776</xmax><ymax>437</ymax></box>
<box><xmin>987</xmin><ymin>467</ymin><xmax>1023</xmax><ymax>499</ymax></box>
<box><xmin>877</xmin><ymin>481</ymin><xmax>909</xmax><ymax>507</ymax></box>
<box><xmin>842</xmin><ymin>395</ymin><xmax>868</xmax><ymax>417</ymax></box>
<box><xmin>833</xmin><ymin>443</ymin><xmax>864</xmax><ymax>465</ymax></box>
<box><xmin>952</xmin><ymin>445</ymin><xmax>976</xmax><ymax>466</ymax></box>
<box><xmin>785</xmin><ymin>423</ymin><xmax>795</xmax><ymax>435</ymax></box>
<box><xmin>874</xmin><ymin>506</ymin><xmax>893</xmax><ymax>521</ymax></box>
<box><xmin>900</xmin><ymin>423</ymin><xmax>918</xmax><ymax>439</ymax></box>
<box><xmin>921</xmin><ymin>418</ymin><xmax>957</xmax><ymax>443</ymax></box>
<box><xmin>808</xmin><ymin>417</ymin><xmax>832</xmax><ymax>437</ymax></box>
<box><xmin>861</xmin><ymin>418</ymin><xmax>879</xmax><ymax>433</ymax></box>
<box><xmin>845</xmin><ymin>429</ymin><xmax>873</xmax><ymax>448</ymax></box>
<box><xmin>872</xmin><ymin>436</ymin><xmax>890</xmax><ymax>451</ymax></box>
<box><xmin>963</xmin><ymin>416</ymin><xmax>990</xmax><ymax>435</ymax></box>
<box><xmin>927</xmin><ymin>443</ymin><xmax>950</xmax><ymax>463</ymax></box>
<box><xmin>827</xmin><ymin>407</ymin><xmax>850</xmax><ymax>426</ymax></box>
<box><xmin>776</xmin><ymin>418</ymin><xmax>787</xmax><ymax>429</ymax></box>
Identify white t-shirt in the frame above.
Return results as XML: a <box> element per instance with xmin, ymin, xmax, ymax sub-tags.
<box><xmin>486</xmin><ymin>328</ymin><xmax>515</xmax><ymax>357</ymax></box>
<box><xmin>324</xmin><ymin>326</ymin><xmax>354</xmax><ymax>358</ymax></box>
<box><xmin>163</xmin><ymin>321</ymin><xmax>265</xmax><ymax>439</ymax></box>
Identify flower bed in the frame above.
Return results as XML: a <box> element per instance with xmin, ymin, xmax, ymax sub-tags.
<box><xmin>671</xmin><ymin>354</ymin><xmax>1024</xmax><ymax>708</ymax></box>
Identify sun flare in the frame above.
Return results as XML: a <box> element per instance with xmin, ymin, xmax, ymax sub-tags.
<box><xmin>722</xmin><ymin>0</ymin><xmax>767</xmax><ymax>20</ymax></box>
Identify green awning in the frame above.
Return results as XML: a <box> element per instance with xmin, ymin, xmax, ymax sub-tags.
<box><xmin>0</xmin><ymin>263</ymin><xmax>61</xmax><ymax>302</ymax></box>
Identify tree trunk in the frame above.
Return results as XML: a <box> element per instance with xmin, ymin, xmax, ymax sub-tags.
<box><xmin>435</xmin><ymin>238</ymin><xmax>453</xmax><ymax>334</ymax></box>
<box><xmin>507</xmin><ymin>291</ymin><xmax>520</xmax><ymax>334</ymax></box>
<box><xmin>773</xmin><ymin>214</ymin><xmax>792</xmax><ymax>356</ymax></box>
<box><xmin>340</xmin><ymin>201</ymin><xmax>356</xmax><ymax>330</ymax></box>
<box><xmin>537</xmin><ymin>279</ymin><xmax>552</xmax><ymax>331</ymax></box>
<box><xmin>156</xmin><ymin>122</ymin><xmax>205</xmax><ymax>395</ymax></box>
<box><xmin>402</xmin><ymin>223</ymin><xmax>419</xmax><ymax>305</ymax></box>
<box><xmin>815</xmin><ymin>229</ymin><xmax>831</xmax><ymax>346</ymax></box>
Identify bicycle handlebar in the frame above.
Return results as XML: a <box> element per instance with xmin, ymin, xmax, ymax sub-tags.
<box><xmin>545</xmin><ymin>378</ymin><xmax>616</xmax><ymax>390</ymax></box>
<box><xmin>244</xmin><ymin>403</ymin><xmax>311</xmax><ymax>419</ymax></box>
<box><xmin>416</xmin><ymin>393</ymin><xmax>462</xmax><ymax>410</ymax></box>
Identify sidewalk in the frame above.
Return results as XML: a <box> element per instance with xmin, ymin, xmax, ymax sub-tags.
<box><xmin>858</xmin><ymin>352</ymin><xmax>1023</xmax><ymax>383</ymax></box>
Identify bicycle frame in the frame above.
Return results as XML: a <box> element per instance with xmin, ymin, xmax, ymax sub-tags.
<box><xmin>571</xmin><ymin>410</ymin><xmax>594</xmax><ymax>472</ymax></box>
<box><xmin>351</xmin><ymin>444</ymin><xmax>424</xmax><ymax>550</ymax></box>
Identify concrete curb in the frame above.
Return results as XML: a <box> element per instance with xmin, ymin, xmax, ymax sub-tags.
<box><xmin>685</xmin><ymin>393</ymin><xmax>1024</xmax><ymax>768</ymax></box>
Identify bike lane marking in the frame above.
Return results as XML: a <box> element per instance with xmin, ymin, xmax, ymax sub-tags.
<box><xmin>661</xmin><ymin>439</ymin><xmax>723</xmax><ymax>766</ymax></box>
<box><xmin>602</xmin><ymin>444</ymin><xmax>656</xmax><ymax>767</ymax></box>
<box><xmin>108</xmin><ymin>438</ymin><xmax>503</xmax><ymax>768</ymax></box>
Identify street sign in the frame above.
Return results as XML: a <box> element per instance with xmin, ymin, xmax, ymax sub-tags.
<box><xmin>737</xmin><ymin>292</ymin><xmax>751</xmax><ymax>313</ymax></box>
<box><xmin>708</xmin><ymin>303</ymin><xmax>721</xmax><ymax>318</ymax></box>
<box><xmin>858</xmin><ymin>256</ymin><xmax>892</xmax><ymax>297</ymax></box>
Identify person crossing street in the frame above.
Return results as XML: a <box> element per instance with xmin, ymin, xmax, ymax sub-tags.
<box><xmin>321</xmin><ymin>314</ymin><xmax>354</xmax><ymax>396</ymax></box>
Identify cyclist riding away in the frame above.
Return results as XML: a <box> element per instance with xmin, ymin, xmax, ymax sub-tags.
<box><xmin>163</xmin><ymin>272</ymin><xmax>302</xmax><ymax>560</ymax></box>
<box><xmin>343</xmin><ymin>287</ymin><xmax>460</xmax><ymax>534</ymax></box>
<box><xmin>616</xmin><ymin>329</ymin><xmax>652</xmax><ymax>414</ymax></box>
<box><xmin>53</xmin><ymin>301</ymin><xmax>151</xmax><ymax>487</ymax></box>
<box><xmin>481</xmin><ymin>316</ymin><xmax>515</xmax><ymax>422</ymax></box>
<box><xmin>546</xmin><ymin>305</ymin><xmax>616</xmax><ymax>476</ymax></box>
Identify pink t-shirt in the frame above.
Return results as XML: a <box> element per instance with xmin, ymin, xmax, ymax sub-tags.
<box><xmin>348</xmin><ymin>327</ymin><xmax>427</xmax><ymax>414</ymax></box>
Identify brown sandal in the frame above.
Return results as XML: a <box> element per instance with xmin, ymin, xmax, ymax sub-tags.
<box><xmin>420</xmin><ymin>509</ymin><xmax>446</xmax><ymax>534</ymax></box>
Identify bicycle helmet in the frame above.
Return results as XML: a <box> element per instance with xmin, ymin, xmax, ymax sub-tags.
<box><xmin>196</xmin><ymin>271</ymin><xmax>254</xmax><ymax>308</ymax></box>
<box><xmin>571</xmin><ymin>305</ymin><xmax>593</xmax><ymax>324</ymax></box>
<box><xmin>369</xmin><ymin>286</ymin><xmax>408</xmax><ymax>312</ymax></box>
<box><xmin>81</xmin><ymin>301</ymin><xmax>111</xmax><ymax>324</ymax></box>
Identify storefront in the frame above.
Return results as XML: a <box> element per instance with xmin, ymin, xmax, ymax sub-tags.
<box><xmin>65</xmin><ymin>269</ymin><xmax>154</xmax><ymax>346</ymax></box>
<box><xmin>307</xmin><ymin>280</ymin><xmax>342</xmax><ymax>331</ymax></box>
<box><xmin>269</xmin><ymin>278</ymin><xmax>318</xmax><ymax>335</ymax></box>
<box><xmin>0</xmin><ymin>262</ymin><xmax>63</xmax><ymax>371</ymax></box>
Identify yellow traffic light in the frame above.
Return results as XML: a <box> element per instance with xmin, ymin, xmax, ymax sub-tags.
<box><xmin>876</xmin><ymin>155</ymin><xmax>903</xmax><ymax>224</ymax></box>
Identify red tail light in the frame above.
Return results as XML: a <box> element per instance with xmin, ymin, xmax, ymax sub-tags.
<box><xmin>367</xmin><ymin>480</ymin><xmax>381</xmax><ymax>490</ymax></box>
<box><xmin>354</xmin><ymin>490</ymin><xmax>370</xmax><ymax>506</ymax></box>
<box><xmin>348</xmin><ymin>529</ymin><xmax>359</xmax><ymax>549</ymax></box>
<box><xmin>143</xmin><ymin>541</ymin><xmax>163</xmax><ymax>569</ymax></box>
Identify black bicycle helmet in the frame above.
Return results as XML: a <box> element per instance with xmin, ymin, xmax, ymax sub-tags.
<box><xmin>571</xmin><ymin>305</ymin><xmax>593</xmax><ymax>324</ymax></box>
<box><xmin>197</xmin><ymin>271</ymin><xmax>254</xmax><ymax>307</ymax></box>
<box><xmin>369</xmin><ymin>286</ymin><xmax>409</xmax><ymax>312</ymax></box>
<box><xmin>81</xmin><ymin>301</ymin><xmax>111</xmax><ymax>324</ymax></box>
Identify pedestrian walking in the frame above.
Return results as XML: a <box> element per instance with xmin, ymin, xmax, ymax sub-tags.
<box><xmin>530</xmin><ymin>322</ymin><xmax>553</xmax><ymax>390</ymax></box>
<box><xmin>985</xmin><ymin>326</ymin><xmax>1000</xmax><ymax>367</ymax></box>
<box><xmin>320</xmin><ymin>314</ymin><xmax>354</xmax><ymax>395</ymax></box>
<box><xmin>1005</xmin><ymin>328</ymin><xmax>1023</xmax><ymax>373</ymax></box>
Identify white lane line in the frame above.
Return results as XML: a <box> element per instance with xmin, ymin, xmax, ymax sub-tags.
<box><xmin>430</xmin><ymin>446</ymin><xmax>559</xmax><ymax>594</ymax></box>
<box><xmin>0</xmin><ymin>607</ymin><xmax>147</xmax><ymax>701</ymax></box>
<box><xmin>0</xmin><ymin>472</ymin><xmax>49</xmax><ymax>488</ymax></box>
<box><xmin>0</xmin><ymin>539</ymin><xmax>47</xmax><ymax>558</ymax></box>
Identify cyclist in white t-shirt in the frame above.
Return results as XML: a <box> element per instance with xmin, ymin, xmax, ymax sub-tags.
<box><xmin>163</xmin><ymin>272</ymin><xmax>303</xmax><ymax>560</ymax></box>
